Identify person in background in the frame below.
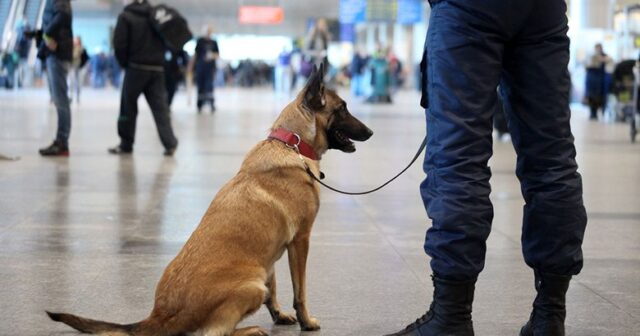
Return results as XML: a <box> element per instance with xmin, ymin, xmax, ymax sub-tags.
<box><xmin>387</xmin><ymin>47</ymin><xmax>402</xmax><ymax>92</ymax></box>
<box><xmin>14</xmin><ymin>16</ymin><xmax>32</xmax><ymax>88</ymax></box>
<box><xmin>190</xmin><ymin>25</ymin><xmax>219</xmax><ymax>113</ymax></box>
<box><xmin>289</xmin><ymin>38</ymin><xmax>303</xmax><ymax>90</ymax></box>
<box><xmin>350</xmin><ymin>48</ymin><xmax>368</xmax><ymax>97</ymax></box>
<box><xmin>305</xmin><ymin>18</ymin><xmax>331</xmax><ymax>69</ymax></box>
<box><xmin>164</xmin><ymin>49</ymin><xmax>189</xmax><ymax>106</ymax></box>
<box><xmin>68</xmin><ymin>36</ymin><xmax>89</xmax><ymax>103</ymax></box>
<box><xmin>108</xmin><ymin>52</ymin><xmax>122</xmax><ymax>88</ymax></box>
<box><xmin>386</xmin><ymin>1</ymin><xmax>587</xmax><ymax>335</ymax></box>
<box><xmin>89</xmin><ymin>49</ymin><xmax>107</xmax><ymax>88</ymax></box>
<box><xmin>366</xmin><ymin>47</ymin><xmax>392</xmax><ymax>103</ymax></box>
<box><xmin>585</xmin><ymin>43</ymin><xmax>612</xmax><ymax>120</ymax></box>
<box><xmin>274</xmin><ymin>46</ymin><xmax>292</xmax><ymax>97</ymax></box>
<box><xmin>38</xmin><ymin>0</ymin><xmax>73</xmax><ymax>157</ymax></box>
<box><xmin>109</xmin><ymin>0</ymin><xmax>178</xmax><ymax>156</ymax></box>
<box><xmin>1</xmin><ymin>50</ymin><xmax>19</xmax><ymax>89</ymax></box>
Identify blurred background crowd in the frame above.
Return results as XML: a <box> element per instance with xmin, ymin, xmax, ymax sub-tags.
<box><xmin>2</xmin><ymin>0</ymin><xmax>640</xmax><ymax>115</ymax></box>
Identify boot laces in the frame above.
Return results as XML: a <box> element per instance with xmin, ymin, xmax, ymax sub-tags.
<box><xmin>404</xmin><ymin>302</ymin><xmax>435</xmax><ymax>330</ymax></box>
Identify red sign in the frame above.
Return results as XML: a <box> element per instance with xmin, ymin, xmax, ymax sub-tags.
<box><xmin>239</xmin><ymin>6</ymin><xmax>284</xmax><ymax>24</ymax></box>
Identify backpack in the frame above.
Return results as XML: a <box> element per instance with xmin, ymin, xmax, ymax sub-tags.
<box><xmin>148</xmin><ymin>4</ymin><xmax>193</xmax><ymax>52</ymax></box>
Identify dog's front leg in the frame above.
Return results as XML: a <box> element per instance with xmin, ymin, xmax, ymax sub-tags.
<box><xmin>287</xmin><ymin>234</ymin><xmax>320</xmax><ymax>331</ymax></box>
<box><xmin>265</xmin><ymin>272</ymin><xmax>297</xmax><ymax>325</ymax></box>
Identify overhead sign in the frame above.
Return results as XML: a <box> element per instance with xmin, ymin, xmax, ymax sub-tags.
<box><xmin>397</xmin><ymin>0</ymin><xmax>423</xmax><ymax>24</ymax></box>
<box><xmin>339</xmin><ymin>0</ymin><xmax>424</xmax><ymax>24</ymax></box>
<box><xmin>366</xmin><ymin>0</ymin><xmax>397</xmax><ymax>22</ymax></box>
<box><xmin>238</xmin><ymin>6</ymin><xmax>284</xmax><ymax>25</ymax></box>
<box><xmin>339</xmin><ymin>0</ymin><xmax>367</xmax><ymax>24</ymax></box>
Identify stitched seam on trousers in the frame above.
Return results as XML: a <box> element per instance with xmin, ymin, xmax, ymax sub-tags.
<box><xmin>426</xmin><ymin>2</ymin><xmax>441</xmax><ymax>181</ymax></box>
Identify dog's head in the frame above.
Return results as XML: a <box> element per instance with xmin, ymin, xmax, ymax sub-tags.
<box><xmin>291</xmin><ymin>63</ymin><xmax>373</xmax><ymax>155</ymax></box>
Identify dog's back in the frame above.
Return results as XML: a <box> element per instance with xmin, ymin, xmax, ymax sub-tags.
<box><xmin>148</xmin><ymin>139</ymin><xmax>323</xmax><ymax>328</ymax></box>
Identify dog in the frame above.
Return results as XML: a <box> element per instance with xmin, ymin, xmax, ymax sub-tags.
<box><xmin>47</xmin><ymin>64</ymin><xmax>373</xmax><ymax>336</ymax></box>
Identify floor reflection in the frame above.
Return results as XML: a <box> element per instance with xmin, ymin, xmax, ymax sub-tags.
<box><xmin>0</xmin><ymin>88</ymin><xmax>638</xmax><ymax>335</ymax></box>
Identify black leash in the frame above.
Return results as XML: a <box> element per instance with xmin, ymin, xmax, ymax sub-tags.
<box><xmin>301</xmin><ymin>135</ymin><xmax>427</xmax><ymax>196</ymax></box>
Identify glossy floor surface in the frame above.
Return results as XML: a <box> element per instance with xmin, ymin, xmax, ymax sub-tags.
<box><xmin>1</xmin><ymin>87</ymin><xmax>639</xmax><ymax>336</ymax></box>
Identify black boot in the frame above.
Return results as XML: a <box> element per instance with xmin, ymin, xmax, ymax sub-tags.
<box><xmin>39</xmin><ymin>140</ymin><xmax>69</xmax><ymax>157</ymax></box>
<box><xmin>520</xmin><ymin>271</ymin><xmax>571</xmax><ymax>336</ymax></box>
<box><xmin>589</xmin><ymin>105</ymin><xmax>598</xmax><ymax>120</ymax></box>
<box><xmin>385</xmin><ymin>275</ymin><xmax>475</xmax><ymax>336</ymax></box>
<box><xmin>108</xmin><ymin>145</ymin><xmax>132</xmax><ymax>155</ymax></box>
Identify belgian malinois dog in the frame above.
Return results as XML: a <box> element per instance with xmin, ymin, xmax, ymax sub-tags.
<box><xmin>47</xmin><ymin>64</ymin><xmax>373</xmax><ymax>336</ymax></box>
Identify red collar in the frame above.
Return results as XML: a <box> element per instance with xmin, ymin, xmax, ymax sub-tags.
<box><xmin>268</xmin><ymin>128</ymin><xmax>318</xmax><ymax>160</ymax></box>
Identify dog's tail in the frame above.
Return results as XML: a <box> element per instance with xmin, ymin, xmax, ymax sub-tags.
<box><xmin>46</xmin><ymin>311</ymin><xmax>150</xmax><ymax>335</ymax></box>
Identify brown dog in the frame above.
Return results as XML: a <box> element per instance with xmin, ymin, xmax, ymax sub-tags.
<box><xmin>47</xmin><ymin>64</ymin><xmax>373</xmax><ymax>336</ymax></box>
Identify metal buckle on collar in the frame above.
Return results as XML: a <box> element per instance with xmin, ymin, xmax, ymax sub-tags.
<box><xmin>285</xmin><ymin>133</ymin><xmax>302</xmax><ymax>152</ymax></box>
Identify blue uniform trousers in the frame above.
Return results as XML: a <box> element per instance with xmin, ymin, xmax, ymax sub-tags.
<box><xmin>421</xmin><ymin>0</ymin><xmax>587</xmax><ymax>281</ymax></box>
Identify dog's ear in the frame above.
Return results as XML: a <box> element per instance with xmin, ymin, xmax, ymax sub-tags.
<box><xmin>302</xmin><ymin>64</ymin><xmax>326</xmax><ymax>111</ymax></box>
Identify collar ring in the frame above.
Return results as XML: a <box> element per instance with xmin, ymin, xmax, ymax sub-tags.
<box><xmin>285</xmin><ymin>133</ymin><xmax>301</xmax><ymax>150</ymax></box>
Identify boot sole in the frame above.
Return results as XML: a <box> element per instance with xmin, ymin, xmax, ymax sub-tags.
<box><xmin>39</xmin><ymin>152</ymin><xmax>70</xmax><ymax>157</ymax></box>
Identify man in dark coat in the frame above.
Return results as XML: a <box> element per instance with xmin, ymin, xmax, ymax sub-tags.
<box><xmin>191</xmin><ymin>25</ymin><xmax>219</xmax><ymax>113</ymax></box>
<box><xmin>109</xmin><ymin>0</ymin><xmax>178</xmax><ymax>156</ymax></box>
<box><xmin>386</xmin><ymin>1</ymin><xmax>587</xmax><ymax>336</ymax></box>
<box><xmin>38</xmin><ymin>0</ymin><xmax>73</xmax><ymax>156</ymax></box>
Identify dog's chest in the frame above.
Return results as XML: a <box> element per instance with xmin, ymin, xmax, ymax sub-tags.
<box><xmin>282</xmin><ymin>197</ymin><xmax>319</xmax><ymax>241</ymax></box>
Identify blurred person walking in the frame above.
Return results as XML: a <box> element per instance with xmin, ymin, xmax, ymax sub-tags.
<box><xmin>305</xmin><ymin>18</ymin><xmax>331</xmax><ymax>69</ymax></box>
<box><xmin>109</xmin><ymin>0</ymin><xmax>178</xmax><ymax>156</ymax></box>
<box><xmin>1</xmin><ymin>50</ymin><xmax>19</xmax><ymax>89</ymax></box>
<box><xmin>13</xmin><ymin>17</ymin><xmax>32</xmax><ymax>88</ymax></box>
<box><xmin>585</xmin><ymin>43</ymin><xmax>612</xmax><ymax>121</ymax></box>
<box><xmin>190</xmin><ymin>25</ymin><xmax>219</xmax><ymax>113</ymax></box>
<box><xmin>386</xmin><ymin>0</ymin><xmax>587</xmax><ymax>335</ymax></box>
<box><xmin>38</xmin><ymin>0</ymin><xmax>73</xmax><ymax>157</ymax></box>
<box><xmin>350</xmin><ymin>48</ymin><xmax>368</xmax><ymax>97</ymax></box>
<box><xmin>366</xmin><ymin>48</ymin><xmax>392</xmax><ymax>103</ymax></box>
<box><xmin>386</xmin><ymin>47</ymin><xmax>403</xmax><ymax>92</ymax></box>
<box><xmin>274</xmin><ymin>47</ymin><xmax>292</xmax><ymax>97</ymax></box>
<box><xmin>68</xmin><ymin>36</ymin><xmax>89</xmax><ymax>103</ymax></box>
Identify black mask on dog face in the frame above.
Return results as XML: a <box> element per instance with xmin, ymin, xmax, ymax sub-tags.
<box><xmin>325</xmin><ymin>100</ymin><xmax>372</xmax><ymax>153</ymax></box>
<box><xmin>301</xmin><ymin>64</ymin><xmax>373</xmax><ymax>153</ymax></box>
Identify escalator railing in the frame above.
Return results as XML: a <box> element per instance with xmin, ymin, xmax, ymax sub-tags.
<box><xmin>1</xmin><ymin>0</ymin><xmax>44</xmax><ymax>50</ymax></box>
<box><xmin>0</xmin><ymin>0</ymin><xmax>17</xmax><ymax>48</ymax></box>
<box><xmin>23</xmin><ymin>0</ymin><xmax>43</xmax><ymax>27</ymax></box>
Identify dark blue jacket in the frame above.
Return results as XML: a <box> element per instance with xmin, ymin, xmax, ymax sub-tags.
<box><xmin>41</xmin><ymin>0</ymin><xmax>73</xmax><ymax>61</ymax></box>
<box><xmin>113</xmin><ymin>0</ymin><xmax>165</xmax><ymax>68</ymax></box>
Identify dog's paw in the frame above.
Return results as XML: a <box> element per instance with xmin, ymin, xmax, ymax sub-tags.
<box><xmin>300</xmin><ymin>317</ymin><xmax>321</xmax><ymax>331</ymax></box>
<box><xmin>274</xmin><ymin>311</ymin><xmax>297</xmax><ymax>325</ymax></box>
<box><xmin>233</xmin><ymin>326</ymin><xmax>269</xmax><ymax>336</ymax></box>
<box><xmin>249</xmin><ymin>328</ymin><xmax>269</xmax><ymax>336</ymax></box>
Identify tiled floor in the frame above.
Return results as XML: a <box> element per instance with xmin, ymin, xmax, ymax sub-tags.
<box><xmin>0</xmin><ymin>87</ymin><xmax>639</xmax><ymax>335</ymax></box>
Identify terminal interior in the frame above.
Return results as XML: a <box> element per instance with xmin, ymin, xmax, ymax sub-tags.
<box><xmin>0</xmin><ymin>0</ymin><xmax>639</xmax><ymax>335</ymax></box>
